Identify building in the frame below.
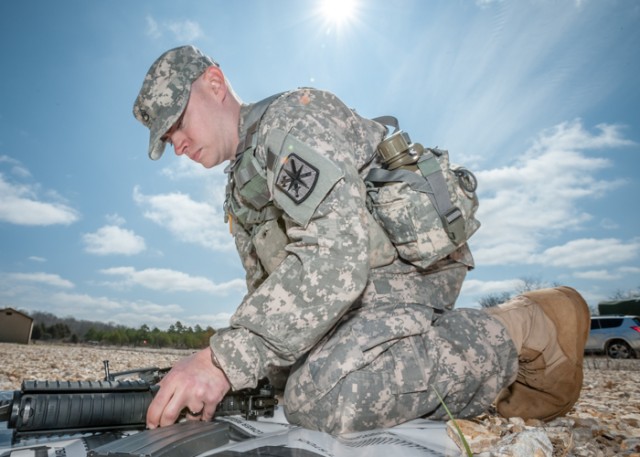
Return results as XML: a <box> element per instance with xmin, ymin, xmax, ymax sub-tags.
<box><xmin>0</xmin><ymin>307</ymin><xmax>34</xmax><ymax>344</ymax></box>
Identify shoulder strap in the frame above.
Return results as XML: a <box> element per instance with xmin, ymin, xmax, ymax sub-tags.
<box><xmin>235</xmin><ymin>92</ymin><xmax>286</xmax><ymax>156</ymax></box>
<box><xmin>224</xmin><ymin>92</ymin><xmax>286</xmax><ymax>226</ymax></box>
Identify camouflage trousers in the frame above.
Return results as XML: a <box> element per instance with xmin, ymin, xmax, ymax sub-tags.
<box><xmin>283</xmin><ymin>264</ymin><xmax>519</xmax><ymax>435</ymax></box>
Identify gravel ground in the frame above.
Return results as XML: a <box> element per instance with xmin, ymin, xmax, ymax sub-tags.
<box><xmin>0</xmin><ymin>342</ymin><xmax>189</xmax><ymax>388</ymax></box>
<box><xmin>1</xmin><ymin>342</ymin><xmax>639</xmax><ymax>456</ymax></box>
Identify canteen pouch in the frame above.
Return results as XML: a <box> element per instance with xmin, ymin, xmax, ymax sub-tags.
<box><xmin>366</xmin><ymin>147</ymin><xmax>480</xmax><ymax>269</ymax></box>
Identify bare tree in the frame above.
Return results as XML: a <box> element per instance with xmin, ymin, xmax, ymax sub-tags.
<box><xmin>478</xmin><ymin>291</ymin><xmax>512</xmax><ymax>309</ymax></box>
<box><xmin>608</xmin><ymin>287</ymin><xmax>640</xmax><ymax>300</ymax></box>
<box><xmin>477</xmin><ymin>276</ymin><xmax>564</xmax><ymax>309</ymax></box>
<box><xmin>513</xmin><ymin>276</ymin><xmax>558</xmax><ymax>294</ymax></box>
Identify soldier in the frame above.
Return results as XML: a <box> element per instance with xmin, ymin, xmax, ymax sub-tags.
<box><xmin>133</xmin><ymin>45</ymin><xmax>590</xmax><ymax>434</ymax></box>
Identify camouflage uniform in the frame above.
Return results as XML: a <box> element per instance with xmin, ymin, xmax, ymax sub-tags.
<box><xmin>209</xmin><ymin>88</ymin><xmax>519</xmax><ymax>434</ymax></box>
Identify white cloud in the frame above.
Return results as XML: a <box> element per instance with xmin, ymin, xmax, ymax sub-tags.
<box><xmin>472</xmin><ymin>120</ymin><xmax>631</xmax><ymax>266</ymax></box>
<box><xmin>600</xmin><ymin>218</ymin><xmax>619</xmax><ymax>230</ymax></box>
<box><xmin>8</xmin><ymin>272</ymin><xmax>74</xmax><ymax>289</ymax></box>
<box><xmin>189</xmin><ymin>312</ymin><xmax>233</xmax><ymax>329</ymax></box>
<box><xmin>83</xmin><ymin>225</ymin><xmax>147</xmax><ymax>256</ymax></box>
<box><xmin>573</xmin><ymin>269</ymin><xmax>620</xmax><ymax>281</ymax></box>
<box><xmin>619</xmin><ymin>266</ymin><xmax>640</xmax><ymax>275</ymax></box>
<box><xmin>145</xmin><ymin>16</ymin><xmax>161</xmax><ymax>39</ymax></box>
<box><xmin>145</xmin><ymin>15</ymin><xmax>203</xmax><ymax>41</ymax></box>
<box><xmin>457</xmin><ymin>278</ymin><xmax>524</xmax><ymax>309</ymax></box>
<box><xmin>42</xmin><ymin>293</ymin><xmax>194</xmax><ymax>328</ymax></box>
<box><xmin>128</xmin><ymin>301</ymin><xmax>183</xmax><ymax>315</ymax></box>
<box><xmin>133</xmin><ymin>186</ymin><xmax>234</xmax><ymax>252</ymax></box>
<box><xmin>461</xmin><ymin>278</ymin><xmax>523</xmax><ymax>296</ymax></box>
<box><xmin>0</xmin><ymin>173</ymin><xmax>79</xmax><ymax>226</ymax></box>
<box><xmin>167</xmin><ymin>20</ymin><xmax>203</xmax><ymax>42</ymax></box>
<box><xmin>51</xmin><ymin>291</ymin><xmax>123</xmax><ymax>311</ymax></box>
<box><xmin>28</xmin><ymin>256</ymin><xmax>46</xmax><ymax>263</ymax></box>
<box><xmin>532</xmin><ymin>121</ymin><xmax>634</xmax><ymax>152</ymax></box>
<box><xmin>160</xmin><ymin>158</ymin><xmax>213</xmax><ymax>181</ymax></box>
<box><xmin>534</xmin><ymin>238</ymin><xmax>640</xmax><ymax>268</ymax></box>
<box><xmin>100</xmin><ymin>266</ymin><xmax>246</xmax><ymax>295</ymax></box>
<box><xmin>0</xmin><ymin>155</ymin><xmax>31</xmax><ymax>179</ymax></box>
<box><xmin>475</xmin><ymin>0</ymin><xmax>505</xmax><ymax>7</ymax></box>
<box><xmin>106</xmin><ymin>213</ymin><xmax>126</xmax><ymax>226</ymax></box>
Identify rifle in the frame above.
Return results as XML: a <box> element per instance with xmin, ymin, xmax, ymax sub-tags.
<box><xmin>0</xmin><ymin>360</ymin><xmax>277</xmax><ymax>444</ymax></box>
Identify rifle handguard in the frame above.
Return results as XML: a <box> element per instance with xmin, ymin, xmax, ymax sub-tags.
<box><xmin>11</xmin><ymin>380</ymin><xmax>153</xmax><ymax>436</ymax></box>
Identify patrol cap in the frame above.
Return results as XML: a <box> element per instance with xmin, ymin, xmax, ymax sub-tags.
<box><xmin>133</xmin><ymin>45</ymin><xmax>219</xmax><ymax>160</ymax></box>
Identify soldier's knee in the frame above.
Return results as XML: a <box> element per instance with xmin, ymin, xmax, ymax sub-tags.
<box><xmin>283</xmin><ymin>371</ymin><xmax>393</xmax><ymax>435</ymax></box>
<box><xmin>283</xmin><ymin>374</ymin><xmax>360</xmax><ymax>434</ymax></box>
<box><xmin>282</xmin><ymin>384</ymin><xmax>337</xmax><ymax>433</ymax></box>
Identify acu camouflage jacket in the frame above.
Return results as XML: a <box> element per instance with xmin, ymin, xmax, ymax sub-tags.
<box><xmin>209</xmin><ymin>89</ymin><xmax>473</xmax><ymax>390</ymax></box>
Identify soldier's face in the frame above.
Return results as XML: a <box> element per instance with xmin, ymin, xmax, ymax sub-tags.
<box><xmin>164</xmin><ymin>71</ymin><xmax>237</xmax><ymax>168</ymax></box>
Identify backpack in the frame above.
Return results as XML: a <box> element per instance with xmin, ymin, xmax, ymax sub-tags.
<box><xmin>365</xmin><ymin>116</ymin><xmax>480</xmax><ymax>269</ymax></box>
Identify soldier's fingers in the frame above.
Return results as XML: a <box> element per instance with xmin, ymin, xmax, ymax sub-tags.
<box><xmin>160</xmin><ymin>393</ymin><xmax>187</xmax><ymax>427</ymax></box>
<box><xmin>146</xmin><ymin>384</ymin><xmax>174</xmax><ymax>429</ymax></box>
<box><xmin>201</xmin><ymin>401</ymin><xmax>217</xmax><ymax>422</ymax></box>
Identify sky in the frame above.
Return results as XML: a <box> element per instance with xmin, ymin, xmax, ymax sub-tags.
<box><xmin>0</xmin><ymin>0</ymin><xmax>638</xmax><ymax>330</ymax></box>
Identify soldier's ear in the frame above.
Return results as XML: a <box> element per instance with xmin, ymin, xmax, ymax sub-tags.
<box><xmin>201</xmin><ymin>66</ymin><xmax>226</xmax><ymax>97</ymax></box>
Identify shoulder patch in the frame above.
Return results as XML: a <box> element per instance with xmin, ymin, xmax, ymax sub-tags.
<box><xmin>275</xmin><ymin>153</ymin><xmax>319</xmax><ymax>204</ymax></box>
<box><xmin>270</xmin><ymin>132</ymin><xmax>344</xmax><ymax>227</ymax></box>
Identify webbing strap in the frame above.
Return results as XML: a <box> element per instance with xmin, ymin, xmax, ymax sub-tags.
<box><xmin>418</xmin><ymin>153</ymin><xmax>465</xmax><ymax>243</ymax></box>
<box><xmin>372</xmin><ymin>115</ymin><xmax>401</xmax><ymax>134</ymax></box>
<box><xmin>366</xmin><ymin>152</ymin><xmax>465</xmax><ymax>244</ymax></box>
<box><xmin>235</xmin><ymin>92</ymin><xmax>286</xmax><ymax>157</ymax></box>
<box><xmin>366</xmin><ymin>167</ymin><xmax>432</xmax><ymax>194</ymax></box>
<box><xmin>417</xmin><ymin>152</ymin><xmax>456</xmax><ymax>222</ymax></box>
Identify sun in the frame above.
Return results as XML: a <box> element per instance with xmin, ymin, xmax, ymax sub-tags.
<box><xmin>319</xmin><ymin>0</ymin><xmax>358</xmax><ymax>26</ymax></box>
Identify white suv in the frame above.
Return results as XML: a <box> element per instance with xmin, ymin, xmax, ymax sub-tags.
<box><xmin>585</xmin><ymin>315</ymin><xmax>640</xmax><ymax>359</ymax></box>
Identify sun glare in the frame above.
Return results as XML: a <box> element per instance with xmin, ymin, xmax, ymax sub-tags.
<box><xmin>320</xmin><ymin>0</ymin><xmax>358</xmax><ymax>26</ymax></box>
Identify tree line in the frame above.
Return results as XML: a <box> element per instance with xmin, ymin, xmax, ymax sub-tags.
<box><xmin>28</xmin><ymin>310</ymin><xmax>215</xmax><ymax>349</ymax></box>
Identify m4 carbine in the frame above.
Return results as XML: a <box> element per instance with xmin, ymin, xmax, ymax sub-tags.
<box><xmin>0</xmin><ymin>362</ymin><xmax>277</xmax><ymax>443</ymax></box>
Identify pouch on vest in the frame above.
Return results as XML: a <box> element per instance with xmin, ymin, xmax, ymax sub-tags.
<box><xmin>365</xmin><ymin>117</ymin><xmax>480</xmax><ymax>269</ymax></box>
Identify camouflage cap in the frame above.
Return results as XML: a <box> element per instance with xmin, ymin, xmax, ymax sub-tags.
<box><xmin>133</xmin><ymin>45</ymin><xmax>219</xmax><ymax>160</ymax></box>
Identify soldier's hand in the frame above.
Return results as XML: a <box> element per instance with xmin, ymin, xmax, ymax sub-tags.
<box><xmin>146</xmin><ymin>347</ymin><xmax>231</xmax><ymax>428</ymax></box>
